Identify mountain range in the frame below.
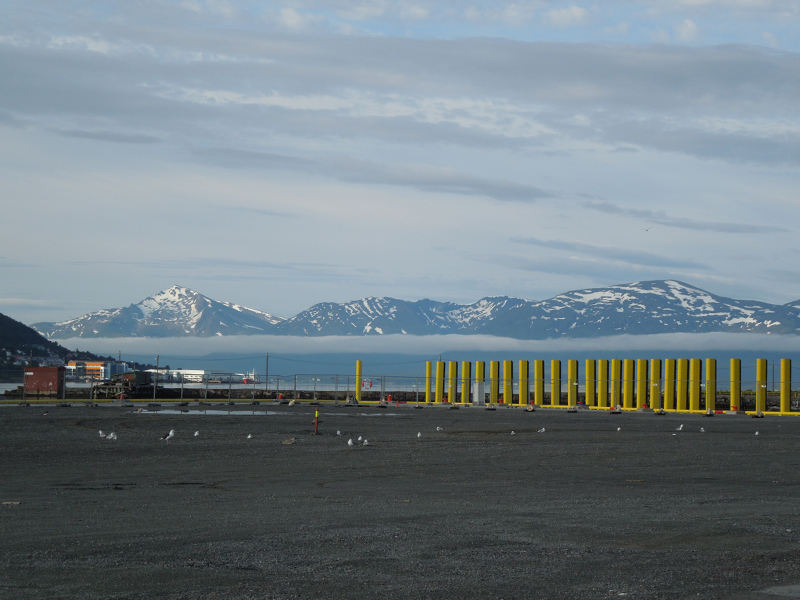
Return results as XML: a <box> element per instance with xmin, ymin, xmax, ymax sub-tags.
<box><xmin>31</xmin><ymin>280</ymin><xmax>800</xmax><ymax>340</ymax></box>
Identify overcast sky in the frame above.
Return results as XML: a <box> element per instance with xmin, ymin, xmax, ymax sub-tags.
<box><xmin>2</xmin><ymin>0</ymin><xmax>799</xmax><ymax>325</ymax></box>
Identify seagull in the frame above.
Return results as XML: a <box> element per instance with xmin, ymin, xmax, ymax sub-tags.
<box><xmin>106</xmin><ymin>432</ymin><xmax>117</xmax><ymax>440</ymax></box>
<box><xmin>42</xmin><ymin>411</ymin><xmax>48</xmax><ymax>416</ymax></box>
<box><xmin>676</xmin><ymin>424</ymin><xmax>683</xmax><ymax>431</ymax></box>
<box><xmin>417</xmin><ymin>432</ymin><xmax>422</xmax><ymax>439</ymax></box>
<box><xmin>358</xmin><ymin>436</ymin><xmax>362</xmax><ymax>441</ymax></box>
<box><xmin>617</xmin><ymin>427</ymin><xmax>621</xmax><ymax>432</ymax></box>
<box><xmin>537</xmin><ymin>428</ymin><xmax>545</xmax><ymax>433</ymax></box>
<box><xmin>643</xmin><ymin>226</ymin><xmax>653</xmax><ymax>232</ymax></box>
<box><xmin>672</xmin><ymin>433</ymin><xmax>677</xmax><ymax>436</ymax></box>
<box><xmin>363</xmin><ymin>439</ymin><xmax>369</xmax><ymax>446</ymax></box>
<box><xmin>510</xmin><ymin>431</ymin><xmax>516</xmax><ymax>436</ymax></box>
<box><xmin>161</xmin><ymin>430</ymin><xmax>175</xmax><ymax>442</ymax></box>
<box><xmin>348</xmin><ymin>438</ymin><xmax>354</xmax><ymax>447</ymax></box>
<box><xmin>288</xmin><ymin>399</ymin><xmax>295</xmax><ymax>406</ymax></box>
<box><xmin>436</xmin><ymin>426</ymin><xmax>443</xmax><ymax>431</ymax></box>
<box><xmin>755</xmin><ymin>431</ymin><xmax>759</xmax><ymax>436</ymax></box>
<box><xmin>99</xmin><ymin>430</ymin><xmax>105</xmax><ymax>438</ymax></box>
<box><xmin>336</xmin><ymin>430</ymin><xmax>342</xmax><ymax>436</ymax></box>
<box><xmin>247</xmin><ymin>434</ymin><xmax>253</xmax><ymax>439</ymax></box>
<box><xmin>194</xmin><ymin>431</ymin><xmax>199</xmax><ymax>437</ymax></box>
<box><xmin>700</xmin><ymin>427</ymin><xmax>705</xmax><ymax>433</ymax></box>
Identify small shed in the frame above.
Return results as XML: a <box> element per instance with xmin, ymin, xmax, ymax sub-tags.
<box><xmin>24</xmin><ymin>367</ymin><xmax>66</xmax><ymax>396</ymax></box>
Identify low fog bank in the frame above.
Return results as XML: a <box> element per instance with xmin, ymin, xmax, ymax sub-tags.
<box><xmin>58</xmin><ymin>333</ymin><xmax>800</xmax><ymax>377</ymax></box>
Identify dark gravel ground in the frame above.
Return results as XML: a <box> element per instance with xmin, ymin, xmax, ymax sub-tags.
<box><xmin>2</xmin><ymin>403</ymin><xmax>800</xmax><ymax>600</ymax></box>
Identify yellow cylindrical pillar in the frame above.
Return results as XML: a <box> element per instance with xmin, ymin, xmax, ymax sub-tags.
<box><xmin>610</xmin><ymin>359</ymin><xmax>622</xmax><ymax>408</ymax></box>
<box><xmin>489</xmin><ymin>361</ymin><xmax>499</xmax><ymax>404</ymax></box>
<box><xmin>664</xmin><ymin>359</ymin><xmax>676</xmax><ymax>410</ymax></box>
<box><xmin>567</xmin><ymin>359</ymin><xmax>578</xmax><ymax>406</ymax></box>
<box><xmin>689</xmin><ymin>358</ymin><xmax>702</xmax><ymax>411</ymax></box>
<box><xmin>781</xmin><ymin>359</ymin><xmax>791</xmax><ymax>413</ymax></box>
<box><xmin>425</xmin><ymin>361</ymin><xmax>432</xmax><ymax>403</ymax></box>
<box><xmin>502</xmin><ymin>360</ymin><xmax>513</xmax><ymax>405</ymax></box>
<box><xmin>706</xmin><ymin>358</ymin><xmax>716</xmax><ymax>413</ymax></box>
<box><xmin>476</xmin><ymin>361</ymin><xmax>485</xmax><ymax>405</ymax></box>
<box><xmin>756</xmin><ymin>358</ymin><xmax>768</xmax><ymax>413</ymax></box>
<box><xmin>550</xmin><ymin>360</ymin><xmax>561</xmax><ymax>406</ymax></box>
<box><xmin>519</xmin><ymin>360</ymin><xmax>529</xmax><ymax>405</ymax></box>
<box><xmin>730</xmin><ymin>358</ymin><xmax>741</xmax><ymax>411</ymax></box>
<box><xmin>355</xmin><ymin>360</ymin><xmax>363</xmax><ymax>403</ymax></box>
<box><xmin>533</xmin><ymin>360</ymin><xmax>544</xmax><ymax>406</ymax></box>
<box><xmin>585</xmin><ymin>360</ymin><xmax>596</xmax><ymax>406</ymax></box>
<box><xmin>597</xmin><ymin>359</ymin><xmax>609</xmax><ymax>408</ymax></box>
<box><xmin>447</xmin><ymin>361</ymin><xmax>457</xmax><ymax>403</ymax></box>
<box><xmin>461</xmin><ymin>361</ymin><xmax>471</xmax><ymax>405</ymax></box>
<box><xmin>636</xmin><ymin>358</ymin><xmax>648</xmax><ymax>409</ymax></box>
<box><xmin>650</xmin><ymin>359</ymin><xmax>662</xmax><ymax>410</ymax></box>
<box><xmin>623</xmin><ymin>359</ymin><xmax>635</xmax><ymax>409</ymax></box>
<box><xmin>676</xmin><ymin>359</ymin><xmax>688</xmax><ymax>411</ymax></box>
<box><xmin>435</xmin><ymin>361</ymin><xmax>445</xmax><ymax>404</ymax></box>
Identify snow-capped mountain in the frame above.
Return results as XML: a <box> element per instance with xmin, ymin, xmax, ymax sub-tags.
<box><xmin>32</xmin><ymin>286</ymin><xmax>285</xmax><ymax>338</ymax></box>
<box><xmin>32</xmin><ymin>280</ymin><xmax>800</xmax><ymax>339</ymax></box>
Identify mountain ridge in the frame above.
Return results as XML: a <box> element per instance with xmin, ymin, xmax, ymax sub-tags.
<box><xmin>31</xmin><ymin>280</ymin><xmax>800</xmax><ymax>340</ymax></box>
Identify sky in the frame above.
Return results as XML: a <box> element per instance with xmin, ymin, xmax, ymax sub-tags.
<box><xmin>1</xmin><ymin>0</ymin><xmax>799</xmax><ymax>327</ymax></box>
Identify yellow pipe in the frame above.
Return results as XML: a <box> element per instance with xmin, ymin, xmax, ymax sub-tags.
<box><xmin>650</xmin><ymin>359</ymin><xmax>662</xmax><ymax>410</ymax></box>
<box><xmin>597</xmin><ymin>360</ymin><xmax>608</xmax><ymax>408</ymax></box>
<box><xmin>636</xmin><ymin>358</ymin><xmax>648</xmax><ymax>409</ymax></box>
<box><xmin>706</xmin><ymin>358</ymin><xmax>716</xmax><ymax>413</ymax></box>
<box><xmin>476</xmin><ymin>361</ymin><xmax>485</xmax><ymax>383</ymax></box>
<box><xmin>550</xmin><ymin>360</ymin><xmax>561</xmax><ymax>406</ymax></box>
<box><xmin>355</xmin><ymin>360</ymin><xmax>363</xmax><ymax>403</ymax></box>
<box><xmin>519</xmin><ymin>360</ymin><xmax>529</xmax><ymax>405</ymax></box>
<box><xmin>447</xmin><ymin>361</ymin><xmax>457</xmax><ymax>403</ymax></box>
<box><xmin>461</xmin><ymin>361</ymin><xmax>471</xmax><ymax>405</ymax></box>
<box><xmin>533</xmin><ymin>360</ymin><xmax>544</xmax><ymax>406</ymax></box>
<box><xmin>689</xmin><ymin>358</ymin><xmax>702</xmax><ymax>411</ymax></box>
<box><xmin>489</xmin><ymin>361</ymin><xmax>499</xmax><ymax>404</ymax></box>
<box><xmin>585</xmin><ymin>360</ymin><xmax>596</xmax><ymax>406</ymax></box>
<box><xmin>664</xmin><ymin>359</ymin><xmax>676</xmax><ymax>411</ymax></box>
<box><xmin>756</xmin><ymin>358</ymin><xmax>767</xmax><ymax>413</ymax></box>
<box><xmin>676</xmin><ymin>359</ymin><xmax>688</xmax><ymax>411</ymax></box>
<box><xmin>503</xmin><ymin>360</ymin><xmax>513</xmax><ymax>405</ymax></box>
<box><xmin>781</xmin><ymin>359</ymin><xmax>792</xmax><ymax>413</ymax></box>
<box><xmin>623</xmin><ymin>359</ymin><xmax>634</xmax><ymax>409</ymax></box>
<box><xmin>730</xmin><ymin>358</ymin><xmax>741</xmax><ymax>411</ymax></box>
<box><xmin>610</xmin><ymin>359</ymin><xmax>621</xmax><ymax>408</ymax></box>
<box><xmin>567</xmin><ymin>359</ymin><xmax>578</xmax><ymax>406</ymax></box>
<box><xmin>435</xmin><ymin>361</ymin><xmax>445</xmax><ymax>404</ymax></box>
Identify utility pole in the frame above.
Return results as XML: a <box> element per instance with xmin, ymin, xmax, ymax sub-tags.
<box><xmin>265</xmin><ymin>353</ymin><xmax>269</xmax><ymax>399</ymax></box>
<box><xmin>153</xmin><ymin>355</ymin><xmax>159</xmax><ymax>401</ymax></box>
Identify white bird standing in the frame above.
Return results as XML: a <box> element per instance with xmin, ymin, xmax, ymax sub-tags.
<box><xmin>537</xmin><ymin>428</ymin><xmax>545</xmax><ymax>433</ymax></box>
<box><xmin>358</xmin><ymin>436</ymin><xmax>362</xmax><ymax>441</ymax></box>
<box><xmin>700</xmin><ymin>427</ymin><xmax>705</xmax><ymax>433</ymax></box>
<box><xmin>510</xmin><ymin>431</ymin><xmax>515</xmax><ymax>436</ymax></box>
<box><xmin>417</xmin><ymin>432</ymin><xmax>422</xmax><ymax>439</ymax></box>
<box><xmin>161</xmin><ymin>430</ymin><xmax>175</xmax><ymax>442</ymax></box>
<box><xmin>194</xmin><ymin>431</ymin><xmax>199</xmax><ymax>437</ymax></box>
<box><xmin>347</xmin><ymin>438</ymin><xmax>354</xmax><ymax>447</ymax></box>
<box><xmin>617</xmin><ymin>427</ymin><xmax>621</xmax><ymax>432</ymax></box>
<box><xmin>247</xmin><ymin>434</ymin><xmax>252</xmax><ymax>439</ymax></box>
<box><xmin>106</xmin><ymin>432</ymin><xmax>117</xmax><ymax>440</ymax></box>
<box><xmin>99</xmin><ymin>430</ymin><xmax>105</xmax><ymax>438</ymax></box>
<box><xmin>677</xmin><ymin>424</ymin><xmax>684</xmax><ymax>431</ymax></box>
<box><xmin>755</xmin><ymin>431</ymin><xmax>760</xmax><ymax>436</ymax></box>
<box><xmin>336</xmin><ymin>430</ymin><xmax>342</xmax><ymax>436</ymax></box>
<box><xmin>363</xmin><ymin>439</ymin><xmax>369</xmax><ymax>446</ymax></box>
<box><xmin>436</xmin><ymin>426</ymin><xmax>443</xmax><ymax>431</ymax></box>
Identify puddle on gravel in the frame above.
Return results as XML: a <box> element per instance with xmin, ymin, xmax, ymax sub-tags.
<box><xmin>142</xmin><ymin>410</ymin><xmax>403</xmax><ymax>417</ymax></box>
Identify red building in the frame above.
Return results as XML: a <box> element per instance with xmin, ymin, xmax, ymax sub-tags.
<box><xmin>24</xmin><ymin>367</ymin><xmax>66</xmax><ymax>396</ymax></box>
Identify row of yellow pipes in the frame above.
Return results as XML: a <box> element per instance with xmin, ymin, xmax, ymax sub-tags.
<box><xmin>373</xmin><ymin>358</ymin><xmax>792</xmax><ymax>413</ymax></box>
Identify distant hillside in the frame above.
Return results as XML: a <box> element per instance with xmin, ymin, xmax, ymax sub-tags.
<box><xmin>32</xmin><ymin>281</ymin><xmax>800</xmax><ymax>340</ymax></box>
<box><xmin>0</xmin><ymin>312</ymin><xmax>64</xmax><ymax>354</ymax></box>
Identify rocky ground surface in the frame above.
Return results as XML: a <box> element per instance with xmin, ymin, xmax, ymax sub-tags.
<box><xmin>2</xmin><ymin>403</ymin><xmax>800</xmax><ymax>599</ymax></box>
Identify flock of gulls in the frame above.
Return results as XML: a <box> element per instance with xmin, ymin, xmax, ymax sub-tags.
<box><xmin>95</xmin><ymin>417</ymin><xmax>763</xmax><ymax>445</ymax></box>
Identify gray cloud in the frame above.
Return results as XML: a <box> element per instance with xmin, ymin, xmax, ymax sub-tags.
<box><xmin>582</xmin><ymin>201</ymin><xmax>786</xmax><ymax>233</ymax></box>
<box><xmin>195</xmin><ymin>148</ymin><xmax>552</xmax><ymax>202</ymax></box>
<box><xmin>52</xmin><ymin>128</ymin><xmax>162</xmax><ymax>144</ymax></box>
<box><xmin>510</xmin><ymin>237</ymin><xmax>708</xmax><ymax>269</ymax></box>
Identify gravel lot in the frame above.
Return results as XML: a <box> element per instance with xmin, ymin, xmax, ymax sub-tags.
<box><xmin>2</xmin><ymin>403</ymin><xmax>800</xmax><ymax>600</ymax></box>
